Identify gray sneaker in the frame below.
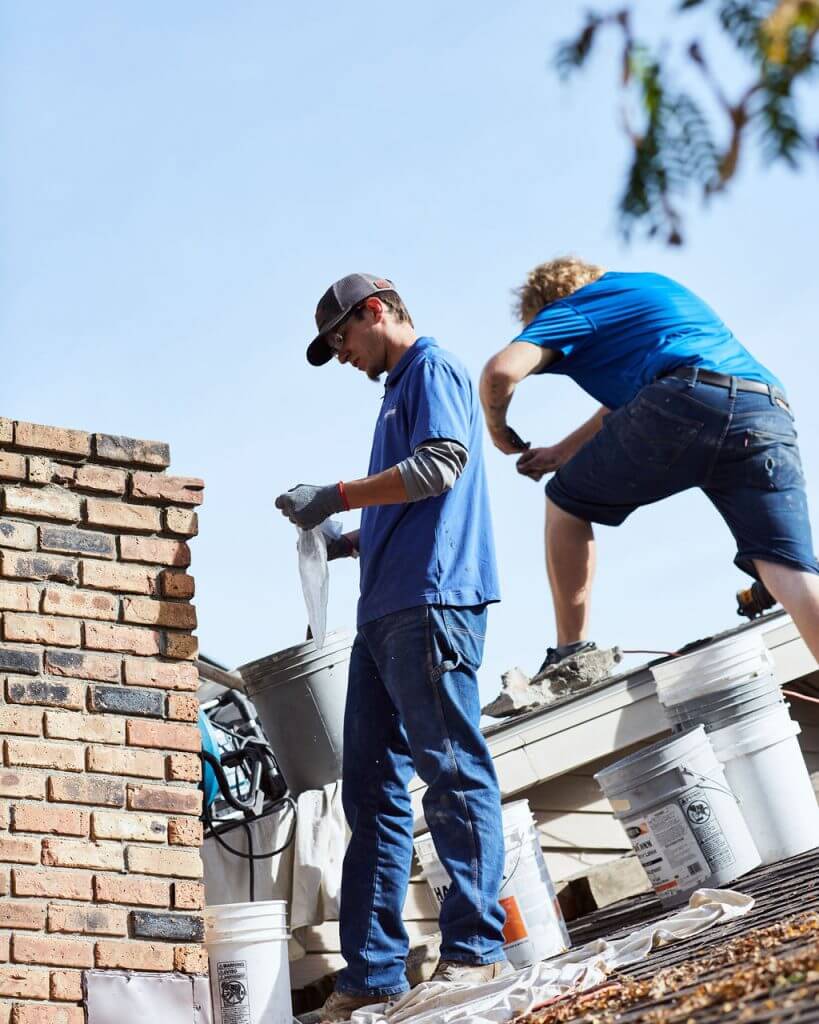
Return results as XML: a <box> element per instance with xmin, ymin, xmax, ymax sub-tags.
<box><xmin>537</xmin><ymin>640</ymin><xmax>597</xmax><ymax>676</ymax></box>
<box><xmin>430</xmin><ymin>959</ymin><xmax>509</xmax><ymax>984</ymax></box>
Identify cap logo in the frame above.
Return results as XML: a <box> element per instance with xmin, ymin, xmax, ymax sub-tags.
<box><xmin>373</xmin><ymin>279</ymin><xmax>391</xmax><ymax>289</ymax></box>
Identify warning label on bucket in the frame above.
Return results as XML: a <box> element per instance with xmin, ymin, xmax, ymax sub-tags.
<box><xmin>217</xmin><ymin>960</ymin><xmax>252</xmax><ymax>1024</ymax></box>
<box><xmin>679</xmin><ymin>786</ymin><xmax>736</xmax><ymax>873</ymax></box>
<box><xmin>499</xmin><ymin>895</ymin><xmax>528</xmax><ymax>944</ymax></box>
<box><xmin>623</xmin><ymin>802</ymin><xmax>708</xmax><ymax>895</ymax></box>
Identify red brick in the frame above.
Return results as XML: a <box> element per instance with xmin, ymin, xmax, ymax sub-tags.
<box><xmin>126</xmin><ymin>845</ymin><xmax>202</xmax><ymax>879</ymax></box>
<box><xmin>0</xmin><ymin>552</ymin><xmax>76</xmax><ymax>584</ymax></box>
<box><xmin>86</xmin><ymin>745</ymin><xmax>164</xmax><ymax>779</ymax></box>
<box><xmin>0</xmin><ymin>522</ymin><xmax>37</xmax><ymax>551</ymax></box>
<box><xmin>93</xmin><ymin>434</ymin><xmax>170</xmax><ymax>468</ymax></box>
<box><xmin>6</xmin><ymin>678</ymin><xmax>85</xmax><ymax>711</ymax></box>
<box><xmin>166</xmin><ymin>694</ymin><xmax>198</xmax><ymax>722</ymax></box>
<box><xmin>0</xmin><ymin>773</ymin><xmax>44</xmax><ymax>800</ymax></box>
<box><xmin>3</xmin><ymin>614</ymin><xmax>80</xmax><ymax>648</ymax></box>
<box><xmin>14</xmin><ymin>423</ymin><xmax>90</xmax><ymax>458</ymax></box>
<box><xmin>164</xmin><ymin>508</ymin><xmax>198</xmax><ymax>536</ymax></box>
<box><xmin>123</xmin><ymin>658</ymin><xmax>198</xmax><ymax>691</ymax></box>
<box><xmin>0</xmin><ymin>804</ymin><xmax>7</xmax><ymax>830</ymax></box>
<box><xmin>0</xmin><ymin>934</ymin><xmax>8</xmax><ymax>962</ymax></box>
<box><xmin>47</xmin><ymin>904</ymin><xmax>127</xmax><ymax>936</ymax></box>
<box><xmin>12</xmin><ymin>870</ymin><xmax>92</xmax><ymax>901</ymax></box>
<box><xmin>51</xmin><ymin>465</ymin><xmax>76</xmax><ymax>487</ymax></box>
<box><xmin>0</xmin><ymin>706</ymin><xmax>42</xmax><ymax>737</ymax></box>
<box><xmin>28</xmin><ymin>456</ymin><xmax>53</xmax><ymax>484</ymax></box>
<box><xmin>92</xmin><ymin>874</ymin><xmax>168</xmax><ymax>907</ymax></box>
<box><xmin>173</xmin><ymin>881</ymin><xmax>204</xmax><ymax>910</ymax></box>
<box><xmin>11</xmin><ymin>805</ymin><xmax>88</xmax><ymax>837</ymax></box>
<box><xmin>0</xmin><ymin>419</ymin><xmax>11</xmax><ymax>444</ymax></box>
<box><xmin>79</xmin><ymin>559</ymin><xmax>158</xmax><ymax>596</ymax></box>
<box><xmin>0</xmin><ymin>964</ymin><xmax>50</xmax><ymax>999</ymax></box>
<box><xmin>131</xmin><ymin>472</ymin><xmax>203</xmax><ymax>507</ymax></box>
<box><xmin>5</xmin><ymin>739</ymin><xmax>83</xmax><ymax>773</ymax></box>
<box><xmin>0</xmin><ymin>583</ymin><xmax>38</xmax><ymax>613</ymax></box>
<box><xmin>42</xmin><ymin>587</ymin><xmax>118</xmax><ymax>622</ymax></box>
<box><xmin>0</xmin><ymin>838</ymin><xmax>39</xmax><ymax>864</ymax></box>
<box><xmin>168</xmin><ymin>818</ymin><xmax>202</xmax><ymax>847</ymax></box>
<box><xmin>94</xmin><ymin>939</ymin><xmax>173</xmax><ymax>971</ymax></box>
<box><xmin>0</xmin><ymin>869</ymin><xmax>8</xmax><ymax>896</ymax></box>
<box><xmin>47</xmin><ymin>775</ymin><xmax>124</xmax><ymax>808</ymax></box>
<box><xmin>121</xmin><ymin>597</ymin><xmax>196</xmax><ymax>630</ymax></box>
<box><xmin>166</xmin><ymin>753</ymin><xmax>202</xmax><ymax>785</ymax></box>
<box><xmin>45</xmin><ymin>649</ymin><xmax>120</xmax><ymax>683</ymax></box>
<box><xmin>159</xmin><ymin>571</ymin><xmax>195</xmax><ymax>599</ymax></box>
<box><xmin>160</xmin><ymin>633</ymin><xmax>198</xmax><ymax>661</ymax></box>
<box><xmin>49</xmin><ymin>970</ymin><xmax>83</xmax><ymax>1001</ymax></box>
<box><xmin>84</xmin><ymin>622</ymin><xmax>160</xmax><ymax>657</ymax></box>
<box><xmin>2</xmin><ymin>488</ymin><xmax>81</xmax><ymax>523</ymax></box>
<box><xmin>119</xmin><ymin>536</ymin><xmax>190</xmax><ymax>567</ymax></box>
<box><xmin>13</xmin><ymin>1005</ymin><xmax>85</xmax><ymax>1024</ymax></box>
<box><xmin>128</xmin><ymin>784</ymin><xmax>201</xmax><ymax>815</ymax></box>
<box><xmin>44</xmin><ymin>712</ymin><xmax>123</xmax><ymax>745</ymax></box>
<box><xmin>90</xmin><ymin>811</ymin><xmax>166</xmax><ymax>843</ymax></box>
<box><xmin>126</xmin><ymin>720</ymin><xmax>199</xmax><ymax>753</ymax></box>
<box><xmin>0</xmin><ymin>902</ymin><xmax>47</xmax><ymax>931</ymax></box>
<box><xmin>0</xmin><ymin>455</ymin><xmax>26</xmax><ymax>482</ymax></box>
<box><xmin>85</xmin><ymin>499</ymin><xmax>161</xmax><ymax>533</ymax></box>
<box><xmin>174</xmin><ymin>944</ymin><xmax>208</xmax><ymax>974</ymax></box>
<box><xmin>12</xmin><ymin>933</ymin><xmax>93</xmax><ymax>968</ymax></box>
<box><xmin>73</xmin><ymin>465</ymin><xmax>127</xmax><ymax>495</ymax></box>
<box><xmin>42</xmin><ymin>839</ymin><xmax>123</xmax><ymax>872</ymax></box>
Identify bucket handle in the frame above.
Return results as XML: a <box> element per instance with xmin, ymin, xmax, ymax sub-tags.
<box><xmin>680</xmin><ymin>764</ymin><xmax>742</xmax><ymax>805</ymax></box>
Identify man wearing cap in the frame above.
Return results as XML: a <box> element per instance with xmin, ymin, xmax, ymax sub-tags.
<box><xmin>479</xmin><ymin>257</ymin><xmax>819</xmax><ymax>676</ymax></box>
<box><xmin>275</xmin><ymin>274</ymin><xmax>508</xmax><ymax>1021</ymax></box>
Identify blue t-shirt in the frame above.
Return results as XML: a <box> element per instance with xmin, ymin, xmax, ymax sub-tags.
<box><xmin>357</xmin><ymin>336</ymin><xmax>500</xmax><ymax>627</ymax></box>
<box><xmin>513</xmin><ymin>272</ymin><xmax>781</xmax><ymax>409</ymax></box>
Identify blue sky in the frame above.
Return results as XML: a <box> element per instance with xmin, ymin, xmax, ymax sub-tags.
<box><xmin>3</xmin><ymin>2</ymin><xmax>818</xmax><ymax>706</ymax></box>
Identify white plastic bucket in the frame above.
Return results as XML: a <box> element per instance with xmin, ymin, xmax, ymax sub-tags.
<box><xmin>206</xmin><ymin>901</ymin><xmax>292</xmax><ymax>1024</ymax></box>
<box><xmin>595</xmin><ymin>727</ymin><xmax>761</xmax><ymax>907</ymax></box>
<box><xmin>708</xmin><ymin>702</ymin><xmax>819</xmax><ymax>864</ymax></box>
<box><xmin>414</xmin><ymin>800</ymin><xmax>569</xmax><ymax>968</ymax></box>
<box><xmin>652</xmin><ymin>632</ymin><xmax>774</xmax><ymax>707</ymax></box>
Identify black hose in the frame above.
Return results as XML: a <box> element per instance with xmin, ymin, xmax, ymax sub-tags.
<box><xmin>202</xmin><ymin>796</ymin><xmax>298</xmax><ymax>863</ymax></box>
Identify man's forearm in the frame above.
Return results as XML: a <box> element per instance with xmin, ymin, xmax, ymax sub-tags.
<box><xmin>343</xmin><ymin>467</ymin><xmax>408</xmax><ymax>509</ymax></box>
<box><xmin>558</xmin><ymin>406</ymin><xmax>609</xmax><ymax>459</ymax></box>
<box><xmin>479</xmin><ymin>364</ymin><xmax>515</xmax><ymax>429</ymax></box>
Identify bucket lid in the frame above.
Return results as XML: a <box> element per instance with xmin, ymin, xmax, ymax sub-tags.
<box><xmin>595</xmin><ymin>726</ymin><xmax>712</xmax><ymax>796</ymax></box>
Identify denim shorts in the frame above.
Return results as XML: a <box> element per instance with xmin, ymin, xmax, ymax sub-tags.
<box><xmin>546</xmin><ymin>375</ymin><xmax>819</xmax><ymax>579</ymax></box>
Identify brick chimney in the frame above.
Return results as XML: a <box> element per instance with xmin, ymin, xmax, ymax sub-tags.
<box><xmin>0</xmin><ymin>418</ymin><xmax>206</xmax><ymax>1023</ymax></box>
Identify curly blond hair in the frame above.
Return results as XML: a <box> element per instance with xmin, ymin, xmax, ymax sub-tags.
<box><xmin>514</xmin><ymin>257</ymin><xmax>606</xmax><ymax>324</ymax></box>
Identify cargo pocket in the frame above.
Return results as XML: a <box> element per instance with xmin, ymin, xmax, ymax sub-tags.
<box><xmin>427</xmin><ymin>606</ymin><xmax>487</xmax><ymax>681</ymax></box>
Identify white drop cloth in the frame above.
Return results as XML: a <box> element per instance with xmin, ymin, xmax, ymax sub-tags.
<box><xmin>340</xmin><ymin>888</ymin><xmax>753</xmax><ymax>1024</ymax></box>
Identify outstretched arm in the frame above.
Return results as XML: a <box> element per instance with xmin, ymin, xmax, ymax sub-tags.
<box><xmin>517</xmin><ymin>406</ymin><xmax>609</xmax><ymax>481</ymax></box>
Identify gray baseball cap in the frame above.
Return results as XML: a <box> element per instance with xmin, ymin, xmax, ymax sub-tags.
<box><xmin>307</xmin><ymin>272</ymin><xmax>396</xmax><ymax>366</ymax></box>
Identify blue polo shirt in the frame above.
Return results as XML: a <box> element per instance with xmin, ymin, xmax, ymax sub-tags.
<box><xmin>357</xmin><ymin>336</ymin><xmax>500</xmax><ymax>627</ymax></box>
<box><xmin>513</xmin><ymin>272</ymin><xmax>782</xmax><ymax>409</ymax></box>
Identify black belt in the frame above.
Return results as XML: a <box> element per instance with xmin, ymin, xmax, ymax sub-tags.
<box><xmin>659</xmin><ymin>367</ymin><xmax>790</xmax><ymax>412</ymax></box>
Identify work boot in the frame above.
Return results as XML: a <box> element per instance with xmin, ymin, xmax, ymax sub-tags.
<box><xmin>430</xmin><ymin>959</ymin><xmax>509</xmax><ymax>984</ymax></box>
<box><xmin>316</xmin><ymin>989</ymin><xmax>385</xmax><ymax>1022</ymax></box>
<box><xmin>536</xmin><ymin>640</ymin><xmax>597</xmax><ymax>677</ymax></box>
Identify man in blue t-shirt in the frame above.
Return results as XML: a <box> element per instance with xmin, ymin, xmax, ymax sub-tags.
<box><xmin>480</xmin><ymin>257</ymin><xmax>819</xmax><ymax>675</ymax></box>
<box><xmin>275</xmin><ymin>274</ymin><xmax>507</xmax><ymax>1022</ymax></box>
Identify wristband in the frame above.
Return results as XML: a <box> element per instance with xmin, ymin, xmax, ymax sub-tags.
<box><xmin>338</xmin><ymin>480</ymin><xmax>351</xmax><ymax>511</ymax></box>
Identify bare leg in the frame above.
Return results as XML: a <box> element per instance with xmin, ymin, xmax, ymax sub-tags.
<box><xmin>754</xmin><ymin>559</ymin><xmax>819</xmax><ymax>665</ymax></box>
<box><xmin>545</xmin><ymin>498</ymin><xmax>596</xmax><ymax>646</ymax></box>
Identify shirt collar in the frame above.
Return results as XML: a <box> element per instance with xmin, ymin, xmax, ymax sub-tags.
<box><xmin>385</xmin><ymin>336</ymin><xmax>437</xmax><ymax>388</ymax></box>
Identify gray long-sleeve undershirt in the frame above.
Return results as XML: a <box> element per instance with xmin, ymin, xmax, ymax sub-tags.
<box><xmin>396</xmin><ymin>438</ymin><xmax>469</xmax><ymax>502</ymax></box>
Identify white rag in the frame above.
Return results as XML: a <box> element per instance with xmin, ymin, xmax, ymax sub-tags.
<box><xmin>290</xmin><ymin>780</ymin><xmax>348</xmax><ymax>957</ymax></box>
<box><xmin>342</xmin><ymin>888</ymin><xmax>754</xmax><ymax>1024</ymax></box>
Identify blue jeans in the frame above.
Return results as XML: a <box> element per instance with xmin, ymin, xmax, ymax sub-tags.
<box><xmin>336</xmin><ymin>604</ymin><xmax>506</xmax><ymax>997</ymax></box>
<box><xmin>547</xmin><ymin>376</ymin><xmax>818</xmax><ymax>578</ymax></box>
